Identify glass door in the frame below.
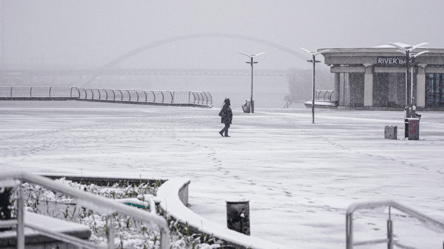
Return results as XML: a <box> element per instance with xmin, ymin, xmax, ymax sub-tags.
<box><xmin>425</xmin><ymin>74</ymin><xmax>444</xmax><ymax>107</ymax></box>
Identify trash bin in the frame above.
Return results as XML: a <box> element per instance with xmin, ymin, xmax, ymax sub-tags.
<box><xmin>405</xmin><ymin>118</ymin><xmax>420</xmax><ymax>140</ymax></box>
<box><xmin>384</xmin><ymin>125</ymin><xmax>397</xmax><ymax>139</ymax></box>
<box><xmin>226</xmin><ymin>200</ymin><xmax>250</xmax><ymax>235</ymax></box>
<box><xmin>241</xmin><ymin>100</ymin><xmax>251</xmax><ymax>113</ymax></box>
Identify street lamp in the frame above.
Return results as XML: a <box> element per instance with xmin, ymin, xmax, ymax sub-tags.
<box><xmin>240</xmin><ymin>52</ymin><xmax>264</xmax><ymax>113</ymax></box>
<box><xmin>300</xmin><ymin>48</ymin><xmax>330</xmax><ymax>124</ymax></box>
<box><xmin>388</xmin><ymin>42</ymin><xmax>428</xmax><ymax>117</ymax></box>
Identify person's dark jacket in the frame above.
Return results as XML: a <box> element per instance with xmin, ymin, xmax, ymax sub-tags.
<box><xmin>219</xmin><ymin>99</ymin><xmax>233</xmax><ymax>124</ymax></box>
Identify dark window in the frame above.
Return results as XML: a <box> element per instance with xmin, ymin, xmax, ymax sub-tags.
<box><xmin>425</xmin><ymin>73</ymin><xmax>444</xmax><ymax>107</ymax></box>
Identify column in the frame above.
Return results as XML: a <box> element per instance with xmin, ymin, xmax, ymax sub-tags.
<box><xmin>364</xmin><ymin>64</ymin><xmax>373</xmax><ymax>107</ymax></box>
<box><xmin>333</xmin><ymin>73</ymin><xmax>340</xmax><ymax>105</ymax></box>
<box><xmin>416</xmin><ymin>64</ymin><xmax>427</xmax><ymax>108</ymax></box>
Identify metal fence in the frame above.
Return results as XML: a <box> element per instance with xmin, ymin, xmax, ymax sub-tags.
<box><xmin>0</xmin><ymin>87</ymin><xmax>78</xmax><ymax>98</ymax></box>
<box><xmin>315</xmin><ymin>90</ymin><xmax>334</xmax><ymax>102</ymax></box>
<box><xmin>0</xmin><ymin>172</ymin><xmax>170</xmax><ymax>249</ymax></box>
<box><xmin>346</xmin><ymin>200</ymin><xmax>444</xmax><ymax>249</ymax></box>
<box><xmin>0</xmin><ymin>87</ymin><xmax>213</xmax><ymax>107</ymax></box>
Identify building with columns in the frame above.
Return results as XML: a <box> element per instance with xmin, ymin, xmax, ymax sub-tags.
<box><xmin>320</xmin><ymin>46</ymin><xmax>444</xmax><ymax>109</ymax></box>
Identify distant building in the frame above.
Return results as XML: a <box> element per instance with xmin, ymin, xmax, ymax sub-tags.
<box><xmin>320</xmin><ymin>46</ymin><xmax>444</xmax><ymax>109</ymax></box>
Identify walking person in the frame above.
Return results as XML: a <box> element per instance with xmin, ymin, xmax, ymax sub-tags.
<box><xmin>219</xmin><ymin>98</ymin><xmax>233</xmax><ymax>137</ymax></box>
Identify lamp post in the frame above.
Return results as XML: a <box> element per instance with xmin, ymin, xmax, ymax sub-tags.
<box><xmin>0</xmin><ymin>0</ymin><xmax>4</xmax><ymax>84</ymax></box>
<box><xmin>240</xmin><ymin>52</ymin><xmax>264</xmax><ymax>113</ymax></box>
<box><xmin>388</xmin><ymin>42</ymin><xmax>428</xmax><ymax>117</ymax></box>
<box><xmin>300</xmin><ymin>48</ymin><xmax>330</xmax><ymax>124</ymax></box>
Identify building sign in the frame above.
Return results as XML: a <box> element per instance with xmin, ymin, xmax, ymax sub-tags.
<box><xmin>377</xmin><ymin>56</ymin><xmax>406</xmax><ymax>67</ymax></box>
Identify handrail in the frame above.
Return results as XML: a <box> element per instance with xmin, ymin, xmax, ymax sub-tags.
<box><xmin>314</xmin><ymin>90</ymin><xmax>334</xmax><ymax>102</ymax></box>
<box><xmin>346</xmin><ymin>200</ymin><xmax>444</xmax><ymax>249</ymax></box>
<box><xmin>0</xmin><ymin>172</ymin><xmax>170</xmax><ymax>249</ymax></box>
<box><xmin>0</xmin><ymin>87</ymin><xmax>212</xmax><ymax>107</ymax></box>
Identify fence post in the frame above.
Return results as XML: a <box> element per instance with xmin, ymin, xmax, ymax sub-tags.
<box><xmin>151</xmin><ymin>91</ymin><xmax>156</xmax><ymax>103</ymax></box>
<box><xmin>208</xmin><ymin>92</ymin><xmax>213</xmax><ymax>106</ymax></box>
<box><xmin>198</xmin><ymin>93</ymin><xmax>203</xmax><ymax>105</ymax></box>
<box><xmin>204</xmin><ymin>93</ymin><xmax>209</xmax><ymax>105</ymax></box>
<box><xmin>170</xmin><ymin>91</ymin><xmax>174</xmax><ymax>104</ymax></box>
<box><xmin>144</xmin><ymin>91</ymin><xmax>147</xmax><ymax>102</ymax></box>
<box><xmin>135</xmin><ymin>91</ymin><xmax>139</xmax><ymax>102</ymax></box>
<box><xmin>107</xmin><ymin>215</ymin><xmax>114</xmax><ymax>248</ymax></box>
<box><xmin>118</xmin><ymin>90</ymin><xmax>123</xmax><ymax>101</ymax></box>
<box><xmin>160</xmin><ymin>92</ymin><xmax>164</xmax><ymax>103</ymax></box>
<box><xmin>30</xmin><ymin>87</ymin><xmax>33</xmax><ymax>98</ymax></box>
<box><xmin>346</xmin><ymin>213</ymin><xmax>353</xmax><ymax>249</ymax></box>
<box><xmin>191</xmin><ymin>92</ymin><xmax>196</xmax><ymax>104</ymax></box>
<box><xmin>49</xmin><ymin>87</ymin><xmax>52</xmax><ymax>98</ymax></box>
<box><xmin>126</xmin><ymin>90</ymin><xmax>131</xmax><ymax>102</ymax></box>
<box><xmin>17</xmin><ymin>183</ymin><xmax>25</xmax><ymax>249</ymax></box>
<box><xmin>10</xmin><ymin>87</ymin><xmax>13</xmax><ymax>98</ymax></box>
<box><xmin>387</xmin><ymin>207</ymin><xmax>393</xmax><ymax>249</ymax></box>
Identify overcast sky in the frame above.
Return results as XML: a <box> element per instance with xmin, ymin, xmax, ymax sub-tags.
<box><xmin>2</xmin><ymin>0</ymin><xmax>444</xmax><ymax>70</ymax></box>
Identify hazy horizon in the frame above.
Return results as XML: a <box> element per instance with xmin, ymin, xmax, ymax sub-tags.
<box><xmin>2</xmin><ymin>0</ymin><xmax>444</xmax><ymax>71</ymax></box>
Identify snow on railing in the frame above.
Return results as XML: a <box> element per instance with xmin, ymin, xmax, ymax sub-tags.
<box><xmin>0</xmin><ymin>172</ymin><xmax>170</xmax><ymax>249</ymax></box>
<box><xmin>346</xmin><ymin>200</ymin><xmax>444</xmax><ymax>249</ymax></box>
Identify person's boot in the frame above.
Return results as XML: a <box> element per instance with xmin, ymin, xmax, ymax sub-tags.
<box><xmin>219</xmin><ymin>131</ymin><xmax>224</xmax><ymax>137</ymax></box>
<box><xmin>225</xmin><ymin>132</ymin><xmax>230</xmax><ymax>137</ymax></box>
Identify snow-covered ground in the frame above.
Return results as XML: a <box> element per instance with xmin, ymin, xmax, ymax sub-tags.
<box><xmin>1</xmin><ymin>101</ymin><xmax>444</xmax><ymax>248</ymax></box>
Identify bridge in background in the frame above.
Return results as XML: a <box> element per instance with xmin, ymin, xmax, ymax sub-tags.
<box><xmin>2</xmin><ymin>68</ymin><xmax>288</xmax><ymax>77</ymax></box>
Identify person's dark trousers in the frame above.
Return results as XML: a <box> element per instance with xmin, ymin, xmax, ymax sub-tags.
<box><xmin>220</xmin><ymin>123</ymin><xmax>230</xmax><ymax>137</ymax></box>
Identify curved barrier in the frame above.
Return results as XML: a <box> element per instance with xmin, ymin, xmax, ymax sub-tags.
<box><xmin>74</xmin><ymin>89</ymin><xmax>212</xmax><ymax>107</ymax></box>
<box><xmin>156</xmin><ymin>178</ymin><xmax>291</xmax><ymax>249</ymax></box>
<box><xmin>315</xmin><ymin>90</ymin><xmax>334</xmax><ymax>102</ymax></box>
<box><xmin>304</xmin><ymin>90</ymin><xmax>337</xmax><ymax>108</ymax></box>
<box><xmin>0</xmin><ymin>87</ymin><xmax>212</xmax><ymax>107</ymax></box>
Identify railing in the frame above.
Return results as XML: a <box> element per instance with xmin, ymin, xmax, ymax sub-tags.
<box><xmin>315</xmin><ymin>90</ymin><xmax>334</xmax><ymax>102</ymax></box>
<box><xmin>0</xmin><ymin>87</ymin><xmax>213</xmax><ymax>107</ymax></box>
<box><xmin>283</xmin><ymin>97</ymin><xmax>293</xmax><ymax>108</ymax></box>
<box><xmin>0</xmin><ymin>87</ymin><xmax>79</xmax><ymax>98</ymax></box>
<box><xmin>75</xmin><ymin>88</ymin><xmax>212</xmax><ymax>106</ymax></box>
<box><xmin>346</xmin><ymin>200</ymin><xmax>444</xmax><ymax>249</ymax></box>
<box><xmin>345</xmin><ymin>97</ymin><xmax>355</xmax><ymax>109</ymax></box>
<box><xmin>0</xmin><ymin>172</ymin><xmax>170</xmax><ymax>249</ymax></box>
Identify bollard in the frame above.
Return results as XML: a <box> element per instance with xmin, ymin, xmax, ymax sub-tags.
<box><xmin>384</xmin><ymin>125</ymin><xmax>397</xmax><ymax>139</ymax></box>
<box><xmin>226</xmin><ymin>200</ymin><xmax>250</xmax><ymax>235</ymax></box>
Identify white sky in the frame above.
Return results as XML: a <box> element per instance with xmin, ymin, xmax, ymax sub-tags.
<box><xmin>2</xmin><ymin>0</ymin><xmax>444</xmax><ymax>70</ymax></box>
